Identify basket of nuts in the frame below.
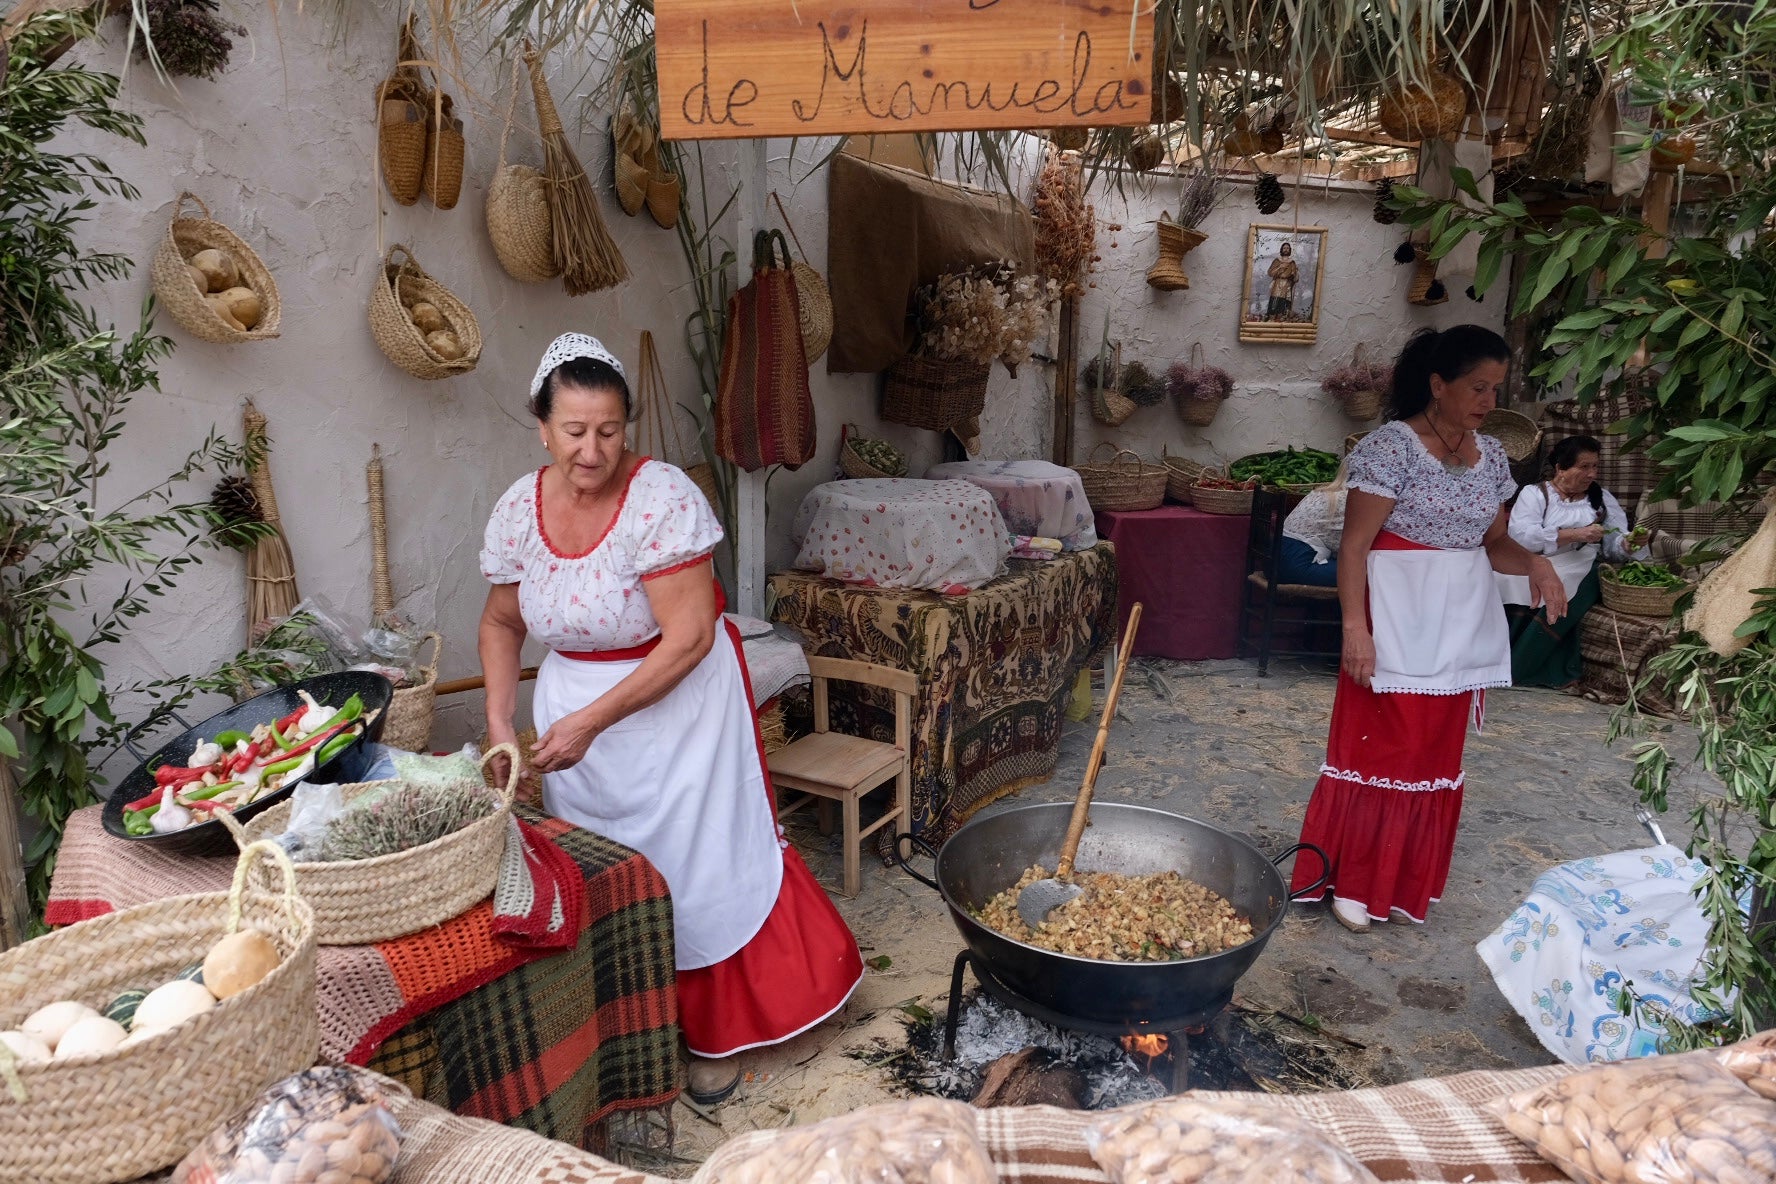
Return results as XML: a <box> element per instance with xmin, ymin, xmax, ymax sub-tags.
<box><xmin>150</xmin><ymin>192</ymin><xmax>281</xmax><ymax>344</ymax></box>
<box><xmin>839</xmin><ymin>425</ymin><xmax>908</xmax><ymax>479</ymax></box>
<box><xmin>367</xmin><ymin>244</ymin><xmax>482</xmax><ymax>381</ymax></box>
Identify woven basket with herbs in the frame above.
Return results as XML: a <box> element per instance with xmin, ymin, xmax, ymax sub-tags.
<box><xmin>1168</xmin><ymin>347</ymin><xmax>1234</xmax><ymax>428</ymax></box>
<box><xmin>1322</xmin><ymin>349</ymin><xmax>1392</xmax><ymax>423</ymax></box>
<box><xmin>0</xmin><ymin>842</ymin><xmax>317</xmax><ymax>1184</ymax></box>
<box><xmin>1073</xmin><ymin>443</ymin><xmax>1168</xmax><ymax>512</ymax></box>
<box><xmin>224</xmin><ymin>745</ymin><xmax>519</xmax><ymax>946</ymax></box>
<box><xmin>380</xmin><ymin>632</ymin><xmax>441</xmax><ymax>753</ymax></box>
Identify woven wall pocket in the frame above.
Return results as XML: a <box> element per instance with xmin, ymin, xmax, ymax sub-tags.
<box><xmin>421</xmin><ymin>90</ymin><xmax>466</xmax><ymax>210</ymax></box>
<box><xmin>149</xmin><ymin>192</ymin><xmax>281</xmax><ymax>344</ymax></box>
<box><xmin>0</xmin><ymin>841</ymin><xmax>317</xmax><ymax>1184</ymax></box>
<box><xmin>224</xmin><ymin>745</ymin><xmax>517</xmax><ymax>945</ymax></box>
<box><xmin>368</xmin><ymin>244</ymin><xmax>482</xmax><ymax>380</ymax></box>
<box><xmin>485</xmin><ymin>66</ymin><xmax>558</xmax><ymax>283</ymax></box>
<box><xmin>881</xmin><ymin>354</ymin><xmax>990</xmax><ymax>432</ymax></box>
<box><xmin>715</xmin><ymin>229</ymin><xmax>815</xmax><ymax>471</ymax></box>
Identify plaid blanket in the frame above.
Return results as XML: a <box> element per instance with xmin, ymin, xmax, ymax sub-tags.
<box><xmin>47</xmin><ymin>805</ymin><xmax>679</xmax><ymax>1145</ymax></box>
<box><xmin>768</xmin><ymin>545</ymin><xmax>1117</xmax><ymax>843</ymax></box>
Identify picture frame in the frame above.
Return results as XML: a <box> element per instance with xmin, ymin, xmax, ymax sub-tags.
<box><xmin>1239</xmin><ymin>224</ymin><xmax>1328</xmax><ymax>345</ymax></box>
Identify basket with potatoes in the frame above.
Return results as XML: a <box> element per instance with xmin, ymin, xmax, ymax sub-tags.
<box><xmin>0</xmin><ymin>841</ymin><xmax>318</xmax><ymax>1184</ymax></box>
<box><xmin>367</xmin><ymin>243</ymin><xmax>482</xmax><ymax>380</ymax></box>
<box><xmin>150</xmin><ymin>192</ymin><xmax>281</xmax><ymax>343</ymax></box>
<box><xmin>1495</xmin><ymin>1048</ymin><xmax>1776</xmax><ymax>1184</ymax></box>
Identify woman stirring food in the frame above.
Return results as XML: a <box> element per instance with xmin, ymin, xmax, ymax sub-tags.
<box><xmin>478</xmin><ymin>334</ymin><xmax>862</xmax><ymax>1104</ymax></box>
<box><xmin>1290</xmin><ymin>326</ymin><xmax>1567</xmax><ymax>932</ymax></box>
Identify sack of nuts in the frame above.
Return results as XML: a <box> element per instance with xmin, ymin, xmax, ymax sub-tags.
<box><xmin>172</xmin><ymin>1064</ymin><xmax>405</xmax><ymax>1184</ymax></box>
<box><xmin>1086</xmin><ymin>1096</ymin><xmax>1378</xmax><ymax>1183</ymax></box>
<box><xmin>1716</xmin><ymin>1029</ymin><xmax>1776</xmax><ymax>1099</ymax></box>
<box><xmin>1495</xmin><ymin>1049</ymin><xmax>1776</xmax><ymax>1183</ymax></box>
<box><xmin>692</xmin><ymin>1097</ymin><xmax>995</xmax><ymax>1184</ymax></box>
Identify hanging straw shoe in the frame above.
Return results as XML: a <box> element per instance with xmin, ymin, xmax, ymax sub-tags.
<box><xmin>421</xmin><ymin>91</ymin><xmax>466</xmax><ymax>210</ymax></box>
<box><xmin>645</xmin><ymin>146</ymin><xmax>682</xmax><ymax>230</ymax></box>
<box><xmin>610</xmin><ymin>111</ymin><xmax>649</xmax><ymax>217</ymax></box>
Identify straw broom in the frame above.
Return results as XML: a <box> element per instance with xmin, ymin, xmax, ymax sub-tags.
<box><xmin>524</xmin><ymin>40</ymin><xmax>628</xmax><ymax>296</ymax></box>
<box><xmin>243</xmin><ymin>400</ymin><xmax>300</xmax><ymax>642</ymax></box>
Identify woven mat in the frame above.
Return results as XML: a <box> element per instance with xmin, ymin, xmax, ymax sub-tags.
<box><xmin>48</xmin><ymin>804</ymin><xmax>680</xmax><ymax>1143</ymax></box>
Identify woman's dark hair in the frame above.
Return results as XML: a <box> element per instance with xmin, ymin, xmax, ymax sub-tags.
<box><xmin>528</xmin><ymin>357</ymin><xmax>632</xmax><ymax>422</ymax></box>
<box><xmin>1386</xmin><ymin>324</ymin><xmax>1511</xmax><ymax>421</ymax></box>
<box><xmin>1547</xmin><ymin>434</ymin><xmax>1605</xmax><ymax>514</ymax></box>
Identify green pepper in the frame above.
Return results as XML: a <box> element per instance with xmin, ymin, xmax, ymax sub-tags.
<box><xmin>271</xmin><ymin>719</ymin><xmax>296</xmax><ymax>751</ymax></box>
<box><xmin>123</xmin><ymin>804</ymin><xmax>157</xmax><ymax>834</ymax></box>
<box><xmin>314</xmin><ymin>730</ymin><xmax>358</xmax><ymax>766</ymax></box>
<box><xmin>263</xmin><ymin>752</ymin><xmax>310</xmax><ymax>778</ymax></box>
<box><xmin>213</xmin><ymin>729</ymin><xmax>252</xmax><ymax>749</ymax></box>
<box><xmin>311</xmin><ymin>694</ymin><xmax>365</xmax><ymax>737</ymax></box>
<box><xmin>179</xmin><ymin>780</ymin><xmax>240</xmax><ymax>803</ymax></box>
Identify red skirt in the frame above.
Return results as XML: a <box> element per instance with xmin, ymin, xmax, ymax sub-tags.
<box><xmin>675</xmin><ymin>616</ymin><xmax>863</xmax><ymax>1058</ymax></box>
<box><xmin>1290</xmin><ymin>670</ymin><xmax>1473</xmax><ymax>923</ymax></box>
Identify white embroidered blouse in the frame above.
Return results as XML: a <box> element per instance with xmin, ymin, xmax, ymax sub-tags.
<box><xmin>1508</xmin><ymin>482</ymin><xmax>1646</xmax><ymax>562</ymax></box>
<box><xmin>1346</xmin><ymin>420</ymin><xmax>1519</xmax><ymax>550</ymax></box>
<box><xmin>479</xmin><ymin>460</ymin><xmax>723</xmax><ymax>652</ymax></box>
<box><xmin>1283</xmin><ymin>488</ymin><xmax>1348</xmax><ymax>564</ymax></box>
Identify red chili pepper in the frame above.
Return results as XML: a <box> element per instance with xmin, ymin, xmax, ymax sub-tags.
<box><xmin>229</xmin><ymin>748</ymin><xmax>259</xmax><ymax>776</ymax></box>
<box><xmin>275</xmin><ymin>708</ymin><xmax>304</xmax><ymax>734</ymax></box>
<box><xmin>126</xmin><ymin>784</ymin><xmax>174</xmax><ymax>812</ymax></box>
<box><xmin>278</xmin><ymin>723</ymin><xmax>346</xmax><ymax>761</ymax></box>
<box><xmin>153</xmin><ymin>764</ymin><xmax>210</xmax><ymax>788</ymax></box>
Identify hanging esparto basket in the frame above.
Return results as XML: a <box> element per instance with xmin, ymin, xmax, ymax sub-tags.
<box><xmin>1344</xmin><ymin>388</ymin><xmax>1383</xmax><ymax>421</ymax></box>
<box><xmin>486</xmin><ymin>68</ymin><xmax>559</xmax><ymax>283</ymax></box>
<box><xmin>0</xmin><ymin>842</ymin><xmax>317</xmax><ymax>1184</ymax></box>
<box><xmin>1600</xmin><ymin>567</ymin><xmax>1689</xmax><ymax>618</ymax></box>
<box><xmin>793</xmin><ymin>262</ymin><xmax>835</xmax><ymax>363</ymax></box>
<box><xmin>1479</xmin><ymin>407</ymin><xmax>1541</xmax><ymax>462</ymax></box>
<box><xmin>368</xmin><ymin>244</ymin><xmax>482</xmax><ymax>380</ymax></box>
<box><xmin>882</xmin><ymin>354</ymin><xmax>991</xmax><ymax>432</ymax></box>
<box><xmin>379</xmin><ymin>632</ymin><xmax>441</xmax><ymax>752</ymax></box>
<box><xmin>223</xmin><ymin>746</ymin><xmax>518</xmax><ymax>946</ymax></box>
<box><xmin>1073</xmin><ymin>443</ymin><xmax>1168</xmax><ymax>512</ymax></box>
<box><xmin>149</xmin><ymin>192</ymin><xmax>281</xmax><ymax>344</ymax></box>
<box><xmin>1378</xmin><ymin>67</ymin><xmax>1469</xmax><ymax>142</ymax></box>
<box><xmin>839</xmin><ymin>424</ymin><xmax>907</xmax><ymax>479</ymax></box>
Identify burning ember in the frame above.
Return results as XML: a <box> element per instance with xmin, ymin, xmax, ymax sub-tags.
<box><xmin>1121</xmin><ymin>1034</ymin><xmax>1170</xmax><ymax>1061</ymax></box>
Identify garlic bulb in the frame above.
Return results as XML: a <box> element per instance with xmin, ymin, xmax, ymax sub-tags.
<box><xmin>150</xmin><ymin>784</ymin><xmax>193</xmax><ymax>834</ymax></box>
<box><xmin>189</xmin><ymin>739</ymin><xmax>224</xmax><ymax>767</ymax></box>
<box><xmin>296</xmin><ymin>690</ymin><xmax>330</xmax><ymax>734</ymax></box>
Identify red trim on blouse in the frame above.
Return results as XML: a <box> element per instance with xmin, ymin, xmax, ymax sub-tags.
<box><xmin>640</xmin><ymin>551</ymin><xmax>714</xmax><ymax>582</ymax></box>
<box><xmin>534</xmin><ymin>457</ymin><xmax>653</xmax><ymax>560</ymax></box>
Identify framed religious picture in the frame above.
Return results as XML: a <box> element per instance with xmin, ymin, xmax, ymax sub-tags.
<box><xmin>1239</xmin><ymin>224</ymin><xmax>1327</xmax><ymax>344</ymax></box>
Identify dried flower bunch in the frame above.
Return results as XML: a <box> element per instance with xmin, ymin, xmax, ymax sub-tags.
<box><xmin>1167</xmin><ymin>360</ymin><xmax>1235</xmax><ymax>402</ymax></box>
<box><xmin>1321</xmin><ymin>361</ymin><xmax>1393</xmax><ymax>402</ymax></box>
<box><xmin>916</xmin><ymin>263</ymin><xmax>1057</xmax><ymax>372</ymax></box>
<box><xmin>136</xmin><ymin>0</ymin><xmax>245</xmax><ymax>79</ymax></box>
<box><xmin>1033</xmin><ymin>148</ymin><xmax>1098</xmax><ymax>298</ymax></box>
<box><xmin>1120</xmin><ymin>361</ymin><xmax>1166</xmax><ymax>407</ymax></box>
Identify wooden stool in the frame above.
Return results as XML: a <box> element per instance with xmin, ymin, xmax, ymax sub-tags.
<box><xmin>769</xmin><ymin>656</ymin><xmax>915</xmax><ymax>896</ymax></box>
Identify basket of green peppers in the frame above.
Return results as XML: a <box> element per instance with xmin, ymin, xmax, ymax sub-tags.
<box><xmin>840</xmin><ymin>425</ymin><xmax>909</xmax><ymax>479</ymax></box>
<box><xmin>1600</xmin><ymin>560</ymin><xmax>1690</xmax><ymax>618</ymax></box>
<box><xmin>1228</xmin><ymin>447</ymin><xmax>1341</xmax><ymax>493</ymax></box>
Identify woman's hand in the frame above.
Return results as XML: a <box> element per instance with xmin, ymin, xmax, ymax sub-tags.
<box><xmin>530</xmin><ymin>708</ymin><xmax>603</xmax><ymax>774</ymax></box>
<box><xmin>1529</xmin><ymin>557</ymin><xmax>1569</xmax><ymax>623</ymax></box>
<box><xmin>1560</xmin><ymin>524</ymin><xmax>1605</xmax><ymax>546</ymax></box>
<box><xmin>1342</xmin><ymin>626</ymin><xmax>1377</xmax><ymax>688</ymax></box>
<box><xmin>484</xmin><ymin>719</ymin><xmax>523</xmax><ymax>800</ymax></box>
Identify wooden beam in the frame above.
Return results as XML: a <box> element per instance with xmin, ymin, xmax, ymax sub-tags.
<box><xmin>1325</xmin><ymin>125</ymin><xmax>1419</xmax><ymax>151</ymax></box>
<box><xmin>1052</xmin><ymin>294</ymin><xmax>1078</xmax><ymax>466</ymax></box>
<box><xmin>0</xmin><ymin>742</ymin><xmax>28</xmax><ymax>949</ymax></box>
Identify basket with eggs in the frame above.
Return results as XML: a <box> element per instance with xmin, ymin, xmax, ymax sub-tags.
<box><xmin>149</xmin><ymin>192</ymin><xmax>281</xmax><ymax>344</ymax></box>
<box><xmin>368</xmin><ymin>243</ymin><xmax>483</xmax><ymax>380</ymax></box>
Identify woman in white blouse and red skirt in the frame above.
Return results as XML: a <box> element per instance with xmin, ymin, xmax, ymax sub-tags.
<box><xmin>1290</xmin><ymin>326</ymin><xmax>1569</xmax><ymax>932</ymax></box>
<box><xmin>478</xmin><ymin>334</ymin><xmax>862</xmax><ymax>1103</ymax></box>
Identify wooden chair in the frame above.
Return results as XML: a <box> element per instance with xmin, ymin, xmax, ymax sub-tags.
<box><xmin>1237</xmin><ymin>488</ymin><xmax>1342</xmax><ymax>675</ymax></box>
<box><xmin>768</xmin><ymin>656</ymin><xmax>915</xmax><ymax>897</ymax></box>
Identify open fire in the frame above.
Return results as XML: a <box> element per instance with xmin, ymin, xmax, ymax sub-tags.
<box><xmin>1121</xmin><ymin>1033</ymin><xmax>1170</xmax><ymax>1061</ymax></box>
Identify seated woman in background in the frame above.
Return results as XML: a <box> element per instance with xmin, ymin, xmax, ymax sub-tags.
<box><xmin>1277</xmin><ymin>463</ymin><xmax>1348</xmax><ymax>586</ymax></box>
<box><xmin>1500</xmin><ymin>434</ymin><xmax>1649</xmax><ymax>687</ymax></box>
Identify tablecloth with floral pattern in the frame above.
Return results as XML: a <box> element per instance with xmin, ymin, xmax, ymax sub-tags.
<box><xmin>791</xmin><ymin>478</ymin><xmax>1010</xmax><ymax>591</ymax></box>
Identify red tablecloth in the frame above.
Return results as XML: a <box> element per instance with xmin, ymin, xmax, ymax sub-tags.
<box><xmin>1094</xmin><ymin>506</ymin><xmax>1248</xmax><ymax>660</ymax></box>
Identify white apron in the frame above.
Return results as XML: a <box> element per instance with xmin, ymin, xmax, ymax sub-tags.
<box><xmin>1494</xmin><ymin>544</ymin><xmax>1595</xmax><ymax>608</ymax></box>
<box><xmin>1368</xmin><ymin>547</ymin><xmax>1512</xmax><ymax>696</ymax></box>
<box><xmin>532</xmin><ymin>629</ymin><xmax>783</xmax><ymax>969</ymax></box>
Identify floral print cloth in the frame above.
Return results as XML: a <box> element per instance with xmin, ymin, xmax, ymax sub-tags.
<box><xmin>925</xmin><ymin>460</ymin><xmax>1099</xmax><ymax>551</ymax></box>
<box><xmin>1348</xmin><ymin>419</ymin><xmax>1518</xmax><ymax>551</ymax></box>
<box><xmin>1477</xmin><ymin>844</ymin><xmax>1720</xmax><ymax>1064</ymax></box>
<box><xmin>791</xmin><ymin>478</ymin><xmax>1011</xmax><ymax>591</ymax></box>
<box><xmin>480</xmin><ymin>461</ymin><xmax>723</xmax><ymax>651</ymax></box>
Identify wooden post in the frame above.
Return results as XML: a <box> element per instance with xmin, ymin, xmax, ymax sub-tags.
<box><xmin>1051</xmin><ymin>293</ymin><xmax>1079</xmax><ymax>465</ymax></box>
<box><xmin>0</xmin><ymin>741</ymin><xmax>29</xmax><ymax>949</ymax></box>
<box><xmin>1640</xmin><ymin>172</ymin><xmax>1675</xmax><ymax>259</ymax></box>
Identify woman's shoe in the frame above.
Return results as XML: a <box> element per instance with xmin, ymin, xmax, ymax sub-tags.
<box><xmin>1330</xmin><ymin>896</ymin><xmax>1371</xmax><ymax>932</ymax></box>
<box><xmin>1388</xmin><ymin>906</ymin><xmax>1417</xmax><ymax>924</ymax></box>
<box><xmin>686</xmin><ymin>1055</ymin><xmax>742</xmax><ymax>1106</ymax></box>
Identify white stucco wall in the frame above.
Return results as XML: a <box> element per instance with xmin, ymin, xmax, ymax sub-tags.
<box><xmin>54</xmin><ymin>7</ymin><xmax>1505</xmax><ymax>764</ymax></box>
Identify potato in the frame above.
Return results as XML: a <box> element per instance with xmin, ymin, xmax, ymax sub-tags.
<box><xmin>408</xmin><ymin>301</ymin><xmax>446</xmax><ymax>334</ymax></box>
<box><xmin>425</xmin><ymin>330</ymin><xmax>464</xmax><ymax>361</ymax></box>
<box><xmin>188</xmin><ymin>248</ymin><xmax>239</xmax><ymax>293</ymax></box>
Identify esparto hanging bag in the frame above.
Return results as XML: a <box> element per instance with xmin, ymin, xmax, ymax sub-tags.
<box><xmin>715</xmin><ymin>229</ymin><xmax>815</xmax><ymax>472</ymax></box>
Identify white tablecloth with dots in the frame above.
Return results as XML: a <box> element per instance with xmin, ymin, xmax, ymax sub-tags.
<box><xmin>791</xmin><ymin>478</ymin><xmax>1010</xmax><ymax>592</ymax></box>
<box><xmin>926</xmin><ymin>459</ymin><xmax>1098</xmax><ymax>550</ymax></box>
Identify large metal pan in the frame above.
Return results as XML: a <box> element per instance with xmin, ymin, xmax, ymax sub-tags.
<box><xmin>898</xmin><ymin>802</ymin><xmax>1328</xmax><ymax>1028</ymax></box>
<box><xmin>100</xmin><ymin>671</ymin><xmax>393</xmax><ymax>856</ymax></box>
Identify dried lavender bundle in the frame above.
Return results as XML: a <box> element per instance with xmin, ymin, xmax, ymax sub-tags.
<box><xmin>318</xmin><ymin>780</ymin><xmax>499</xmax><ymax>863</ymax></box>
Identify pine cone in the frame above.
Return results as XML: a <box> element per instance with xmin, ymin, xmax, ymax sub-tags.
<box><xmin>1372</xmin><ymin>178</ymin><xmax>1398</xmax><ymax>224</ymax></box>
<box><xmin>209</xmin><ymin>474</ymin><xmax>262</xmax><ymax>550</ymax></box>
<box><xmin>1255</xmin><ymin>173</ymin><xmax>1285</xmax><ymax>215</ymax></box>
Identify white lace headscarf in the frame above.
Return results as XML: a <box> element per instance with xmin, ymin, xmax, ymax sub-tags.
<box><xmin>529</xmin><ymin>333</ymin><xmax>627</xmax><ymax>404</ymax></box>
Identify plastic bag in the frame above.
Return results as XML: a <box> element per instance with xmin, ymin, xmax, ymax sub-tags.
<box><xmin>274</xmin><ymin>781</ymin><xmax>348</xmax><ymax>862</ymax></box>
<box><xmin>172</xmin><ymin>1064</ymin><xmax>405</xmax><ymax>1184</ymax></box>
<box><xmin>1086</xmin><ymin>1097</ymin><xmax>1378</xmax><ymax>1183</ymax></box>
<box><xmin>1495</xmin><ymin>1049</ymin><xmax>1776</xmax><ymax>1183</ymax></box>
<box><xmin>390</xmin><ymin>743</ymin><xmax>481</xmax><ymax>790</ymax></box>
<box><xmin>1716</xmin><ymin>1030</ymin><xmax>1776</xmax><ymax>1100</ymax></box>
<box><xmin>692</xmin><ymin>1098</ymin><xmax>995</xmax><ymax>1184</ymax></box>
<box><xmin>289</xmin><ymin>595</ymin><xmax>371</xmax><ymax>668</ymax></box>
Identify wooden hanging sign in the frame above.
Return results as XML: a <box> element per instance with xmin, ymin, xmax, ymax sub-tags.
<box><xmin>655</xmin><ymin>0</ymin><xmax>1154</xmax><ymax>140</ymax></box>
